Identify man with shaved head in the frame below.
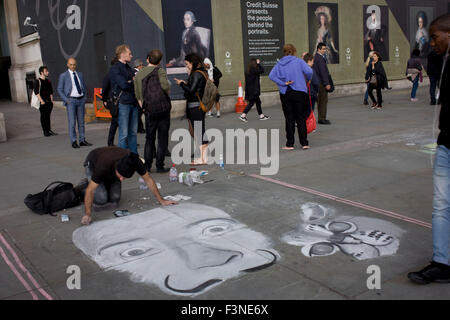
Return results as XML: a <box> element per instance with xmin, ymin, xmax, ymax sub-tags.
<box><xmin>408</xmin><ymin>14</ymin><xmax>450</xmax><ymax>285</ymax></box>
<box><xmin>57</xmin><ymin>57</ymin><xmax>93</xmax><ymax>149</ymax></box>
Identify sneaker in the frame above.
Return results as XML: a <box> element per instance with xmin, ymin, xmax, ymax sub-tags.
<box><xmin>259</xmin><ymin>115</ymin><xmax>270</xmax><ymax>121</ymax></box>
<box><xmin>216</xmin><ymin>113</ymin><xmax>221</xmax><ymax>118</ymax></box>
<box><xmin>207</xmin><ymin>112</ymin><xmax>214</xmax><ymax>117</ymax></box>
<box><xmin>371</xmin><ymin>103</ymin><xmax>378</xmax><ymax>109</ymax></box>
<box><xmin>239</xmin><ymin>115</ymin><xmax>248</xmax><ymax>123</ymax></box>
<box><xmin>408</xmin><ymin>261</ymin><xmax>450</xmax><ymax>284</ymax></box>
<box><xmin>411</xmin><ymin>98</ymin><xmax>418</xmax><ymax>102</ymax></box>
<box><xmin>376</xmin><ymin>105</ymin><xmax>383</xmax><ymax>110</ymax></box>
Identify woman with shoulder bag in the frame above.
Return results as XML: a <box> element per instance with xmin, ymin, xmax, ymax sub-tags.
<box><xmin>365</xmin><ymin>51</ymin><xmax>389</xmax><ymax>110</ymax></box>
<box><xmin>175</xmin><ymin>53</ymin><xmax>208</xmax><ymax>165</ymax></box>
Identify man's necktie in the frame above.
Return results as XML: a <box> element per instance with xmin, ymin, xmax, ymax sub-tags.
<box><xmin>73</xmin><ymin>72</ymin><xmax>82</xmax><ymax>95</ymax></box>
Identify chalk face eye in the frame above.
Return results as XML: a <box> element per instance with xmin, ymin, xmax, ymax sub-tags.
<box><xmin>120</xmin><ymin>247</ymin><xmax>154</xmax><ymax>259</ymax></box>
<box><xmin>202</xmin><ymin>225</ymin><xmax>231</xmax><ymax>237</ymax></box>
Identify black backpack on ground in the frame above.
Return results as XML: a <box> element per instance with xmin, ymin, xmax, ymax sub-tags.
<box><xmin>24</xmin><ymin>181</ymin><xmax>86</xmax><ymax>216</ymax></box>
<box><xmin>142</xmin><ymin>67</ymin><xmax>172</xmax><ymax>116</ymax></box>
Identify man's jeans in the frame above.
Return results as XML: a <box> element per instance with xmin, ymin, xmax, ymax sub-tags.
<box><xmin>411</xmin><ymin>77</ymin><xmax>419</xmax><ymax>99</ymax></box>
<box><xmin>84</xmin><ymin>161</ymin><xmax>121</xmax><ymax>206</ymax></box>
<box><xmin>67</xmin><ymin>98</ymin><xmax>86</xmax><ymax>143</ymax></box>
<box><xmin>118</xmin><ymin>103</ymin><xmax>138</xmax><ymax>154</ymax></box>
<box><xmin>432</xmin><ymin>145</ymin><xmax>450</xmax><ymax>266</ymax></box>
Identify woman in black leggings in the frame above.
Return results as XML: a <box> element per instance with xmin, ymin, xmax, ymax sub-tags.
<box><xmin>365</xmin><ymin>51</ymin><xmax>389</xmax><ymax>109</ymax></box>
<box><xmin>175</xmin><ymin>53</ymin><xmax>208</xmax><ymax>165</ymax></box>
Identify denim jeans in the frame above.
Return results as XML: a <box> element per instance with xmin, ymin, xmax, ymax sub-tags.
<box><xmin>432</xmin><ymin>145</ymin><xmax>450</xmax><ymax>266</ymax></box>
<box><xmin>67</xmin><ymin>98</ymin><xmax>86</xmax><ymax>143</ymax></box>
<box><xmin>118</xmin><ymin>103</ymin><xmax>138</xmax><ymax>154</ymax></box>
<box><xmin>411</xmin><ymin>76</ymin><xmax>419</xmax><ymax>99</ymax></box>
<box><xmin>364</xmin><ymin>84</ymin><xmax>369</xmax><ymax>102</ymax></box>
<box><xmin>84</xmin><ymin>162</ymin><xmax>121</xmax><ymax>205</ymax></box>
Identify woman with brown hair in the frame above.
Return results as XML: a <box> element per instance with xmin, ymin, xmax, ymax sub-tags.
<box><xmin>240</xmin><ymin>58</ymin><xmax>269</xmax><ymax>122</ymax></box>
<box><xmin>365</xmin><ymin>51</ymin><xmax>389</xmax><ymax>109</ymax></box>
<box><xmin>175</xmin><ymin>53</ymin><xmax>208</xmax><ymax>165</ymax></box>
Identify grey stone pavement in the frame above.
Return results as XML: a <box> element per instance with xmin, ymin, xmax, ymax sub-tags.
<box><xmin>0</xmin><ymin>85</ymin><xmax>449</xmax><ymax>301</ymax></box>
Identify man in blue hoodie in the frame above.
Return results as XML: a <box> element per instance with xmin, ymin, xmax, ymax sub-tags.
<box><xmin>269</xmin><ymin>44</ymin><xmax>313</xmax><ymax>150</ymax></box>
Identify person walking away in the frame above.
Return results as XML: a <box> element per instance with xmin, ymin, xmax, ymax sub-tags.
<box><xmin>365</xmin><ymin>51</ymin><xmax>388</xmax><ymax>110</ymax></box>
<box><xmin>34</xmin><ymin>66</ymin><xmax>57</xmax><ymax>137</ymax></box>
<box><xmin>313</xmin><ymin>43</ymin><xmax>332</xmax><ymax>125</ymax></box>
<box><xmin>427</xmin><ymin>50</ymin><xmax>443</xmax><ymax>105</ymax></box>
<box><xmin>57</xmin><ymin>58</ymin><xmax>93</xmax><ymax>149</ymax></box>
<box><xmin>364</xmin><ymin>51</ymin><xmax>375</xmax><ymax>105</ymax></box>
<box><xmin>408</xmin><ymin>13</ymin><xmax>450</xmax><ymax>284</ymax></box>
<box><xmin>110</xmin><ymin>45</ymin><xmax>139</xmax><ymax>154</ymax></box>
<box><xmin>407</xmin><ymin>49</ymin><xmax>423</xmax><ymax>102</ymax></box>
<box><xmin>303</xmin><ymin>53</ymin><xmax>320</xmax><ymax>112</ymax></box>
<box><xmin>269</xmin><ymin>44</ymin><xmax>313</xmax><ymax>150</ymax></box>
<box><xmin>135</xmin><ymin>50</ymin><xmax>172</xmax><ymax>173</ymax></box>
<box><xmin>133</xmin><ymin>59</ymin><xmax>146</xmax><ymax>134</ymax></box>
<box><xmin>102</xmin><ymin>58</ymin><xmax>119</xmax><ymax>146</ymax></box>
<box><xmin>174</xmin><ymin>53</ymin><xmax>208</xmax><ymax>165</ymax></box>
<box><xmin>240</xmin><ymin>59</ymin><xmax>269</xmax><ymax>122</ymax></box>
<box><xmin>204</xmin><ymin>58</ymin><xmax>223</xmax><ymax>118</ymax></box>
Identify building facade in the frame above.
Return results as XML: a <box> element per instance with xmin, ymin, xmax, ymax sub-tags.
<box><xmin>2</xmin><ymin>0</ymin><xmax>450</xmax><ymax>103</ymax></box>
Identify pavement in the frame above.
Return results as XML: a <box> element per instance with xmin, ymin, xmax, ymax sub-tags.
<box><xmin>0</xmin><ymin>85</ymin><xmax>449</xmax><ymax>301</ymax></box>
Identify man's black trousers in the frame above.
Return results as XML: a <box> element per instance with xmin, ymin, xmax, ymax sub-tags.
<box><xmin>144</xmin><ymin>113</ymin><xmax>170</xmax><ymax>171</ymax></box>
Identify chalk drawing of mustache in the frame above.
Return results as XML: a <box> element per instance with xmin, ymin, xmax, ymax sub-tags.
<box><xmin>48</xmin><ymin>0</ymin><xmax>88</xmax><ymax>60</ymax></box>
<box><xmin>73</xmin><ymin>203</ymin><xmax>279</xmax><ymax>296</ymax></box>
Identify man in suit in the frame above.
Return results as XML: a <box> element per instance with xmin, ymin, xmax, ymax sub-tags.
<box><xmin>57</xmin><ymin>58</ymin><xmax>93</xmax><ymax>149</ymax></box>
<box><xmin>313</xmin><ymin>43</ymin><xmax>332</xmax><ymax>125</ymax></box>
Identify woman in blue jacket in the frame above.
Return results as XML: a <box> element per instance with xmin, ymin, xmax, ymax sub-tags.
<box><xmin>270</xmin><ymin>44</ymin><xmax>313</xmax><ymax>150</ymax></box>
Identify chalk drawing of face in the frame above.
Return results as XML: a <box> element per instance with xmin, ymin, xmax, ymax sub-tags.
<box><xmin>282</xmin><ymin>203</ymin><xmax>404</xmax><ymax>260</ymax></box>
<box><xmin>73</xmin><ymin>203</ymin><xmax>279</xmax><ymax>296</ymax></box>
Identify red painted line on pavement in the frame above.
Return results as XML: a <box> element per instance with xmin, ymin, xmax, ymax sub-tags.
<box><xmin>249</xmin><ymin>174</ymin><xmax>432</xmax><ymax>229</ymax></box>
<box><xmin>0</xmin><ymin>242</ymin><xmax>38</xmax><ymax>300</ymax></box>
<box><xmin>0</xmin><ymin>232</ymin><xmax>53</xmax><ymax>300</ymax></box>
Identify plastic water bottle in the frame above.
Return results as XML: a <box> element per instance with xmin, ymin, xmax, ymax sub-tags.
<box><xmin>169</xmin><ymin>164</ymin><xmax>178</xmax><ymax>182</ymax></box>
<box><xmin>183</xmin><ymin>173</ymin><xmax>194</xmax><ymax>187</ymax></box>
<box><xmin>219</xmin><ymin>154</ymin><xmax>225</xmax><ymax>170</ymax></box>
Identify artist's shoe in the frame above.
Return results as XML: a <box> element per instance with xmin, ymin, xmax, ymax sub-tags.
<box><xmin>80</xmin><ymin>140</ymin><xmax>93</xmax><ymax>147</ymax></box>
<box><xmin>408</xmin><ymin>261</ymin><xmax>450</xmax><ymax>284</ymax></box>
<box><xmin>72</xmin><ymin>142</ymin><xmax>80</xmax><ymax>149</ymax></box>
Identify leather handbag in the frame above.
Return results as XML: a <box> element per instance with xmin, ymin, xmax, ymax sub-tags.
<box><xmin>369</xmin><ymin>74</ymin><xmax>378</xmax><ymax>86</ymax></box>
<box><xmin>106</xmin><ymin>91</ymin><xmax>123</xmax><ymax>118</ymax></box>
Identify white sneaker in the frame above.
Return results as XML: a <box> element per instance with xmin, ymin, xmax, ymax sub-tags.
<box><xmin>207</xmin><ymin>112</ymin><xmax>213</xmax><ymax>117</ymax></box>
<box><xmin>259</xmin><ymin>115</ymin><xmax>270</xmax><ymax>121</ymax></box>
<box><xmin>411</xmin><ymin>98</ymin><xmax>418</xmax><ymax>102</ymax></box>
<box><xmin>216</xmin><ymin>112</ymin><xmax>221</xmax><ymax>118</ymax></box>
<box><xmin>239</xmin><ymin>115</ymin><xmax>248</xmax><ymax>123</ymax></box>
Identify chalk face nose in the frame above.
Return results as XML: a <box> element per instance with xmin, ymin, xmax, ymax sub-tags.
<box><xmin>175</xmin><ymin>242</ymin><xmax>243</xmax><ymax>270</ymax></box>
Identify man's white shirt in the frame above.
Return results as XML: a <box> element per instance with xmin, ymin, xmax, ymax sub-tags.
<box><xmin>68</xmin><ymin>69</ymin><xmax>84</xmax><ymax>98</ymax></box>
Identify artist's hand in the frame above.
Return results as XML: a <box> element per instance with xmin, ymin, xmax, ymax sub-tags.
<box><xmin>81</xmin><ymin>215</ymin><xmax>92</xmax><ymax>226</ymax></box>
<box><xmin>160</xmin><ymin>199</ymin><xmax>178</xmax><ymax>206</ymax></box>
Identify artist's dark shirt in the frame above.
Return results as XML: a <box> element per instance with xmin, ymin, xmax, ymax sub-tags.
<box><xmin>85</xmin><ymin>147</ymin><xmax>146</xmax><ymax>185</ymax></box>
<box><xmin>33</xmin><ymin>78</ymin><xmax>53</xmax><ymax>103</ymax></box>
<box><xmin>438</xmin><ymin>56</ymin><xmax>450</xmax><ymax>149</ymax></box>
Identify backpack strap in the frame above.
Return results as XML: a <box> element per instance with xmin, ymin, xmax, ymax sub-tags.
<box><xmin>195</xmin><ymin>70</ymin><xmax>209</xmax><ymax>81</ymax></box>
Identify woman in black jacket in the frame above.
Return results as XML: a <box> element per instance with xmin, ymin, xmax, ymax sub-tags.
<box><xmin>175</xmin><ymin>53</ymin><xmax>208</xmax><ymax>165</ymax></box>
<box><xmin>240</xmin><ymin>59</ymin><xmax>269</xmax><ymax>122</ymax></box>
<box><xmin>365</xmin><ymin>51</ymin><xmax>389</xmax><ymax>110</ymax></box>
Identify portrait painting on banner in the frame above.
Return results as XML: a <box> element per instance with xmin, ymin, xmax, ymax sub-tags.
<box><xmin>363</xmin><ymin>5</ymin><xmax>389</xmax><ymax>62</ymax></box>
<box><xmin>308</xmin><ymin>3</ymin><xmax>340</xmax><ymax>64</ymax></box>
